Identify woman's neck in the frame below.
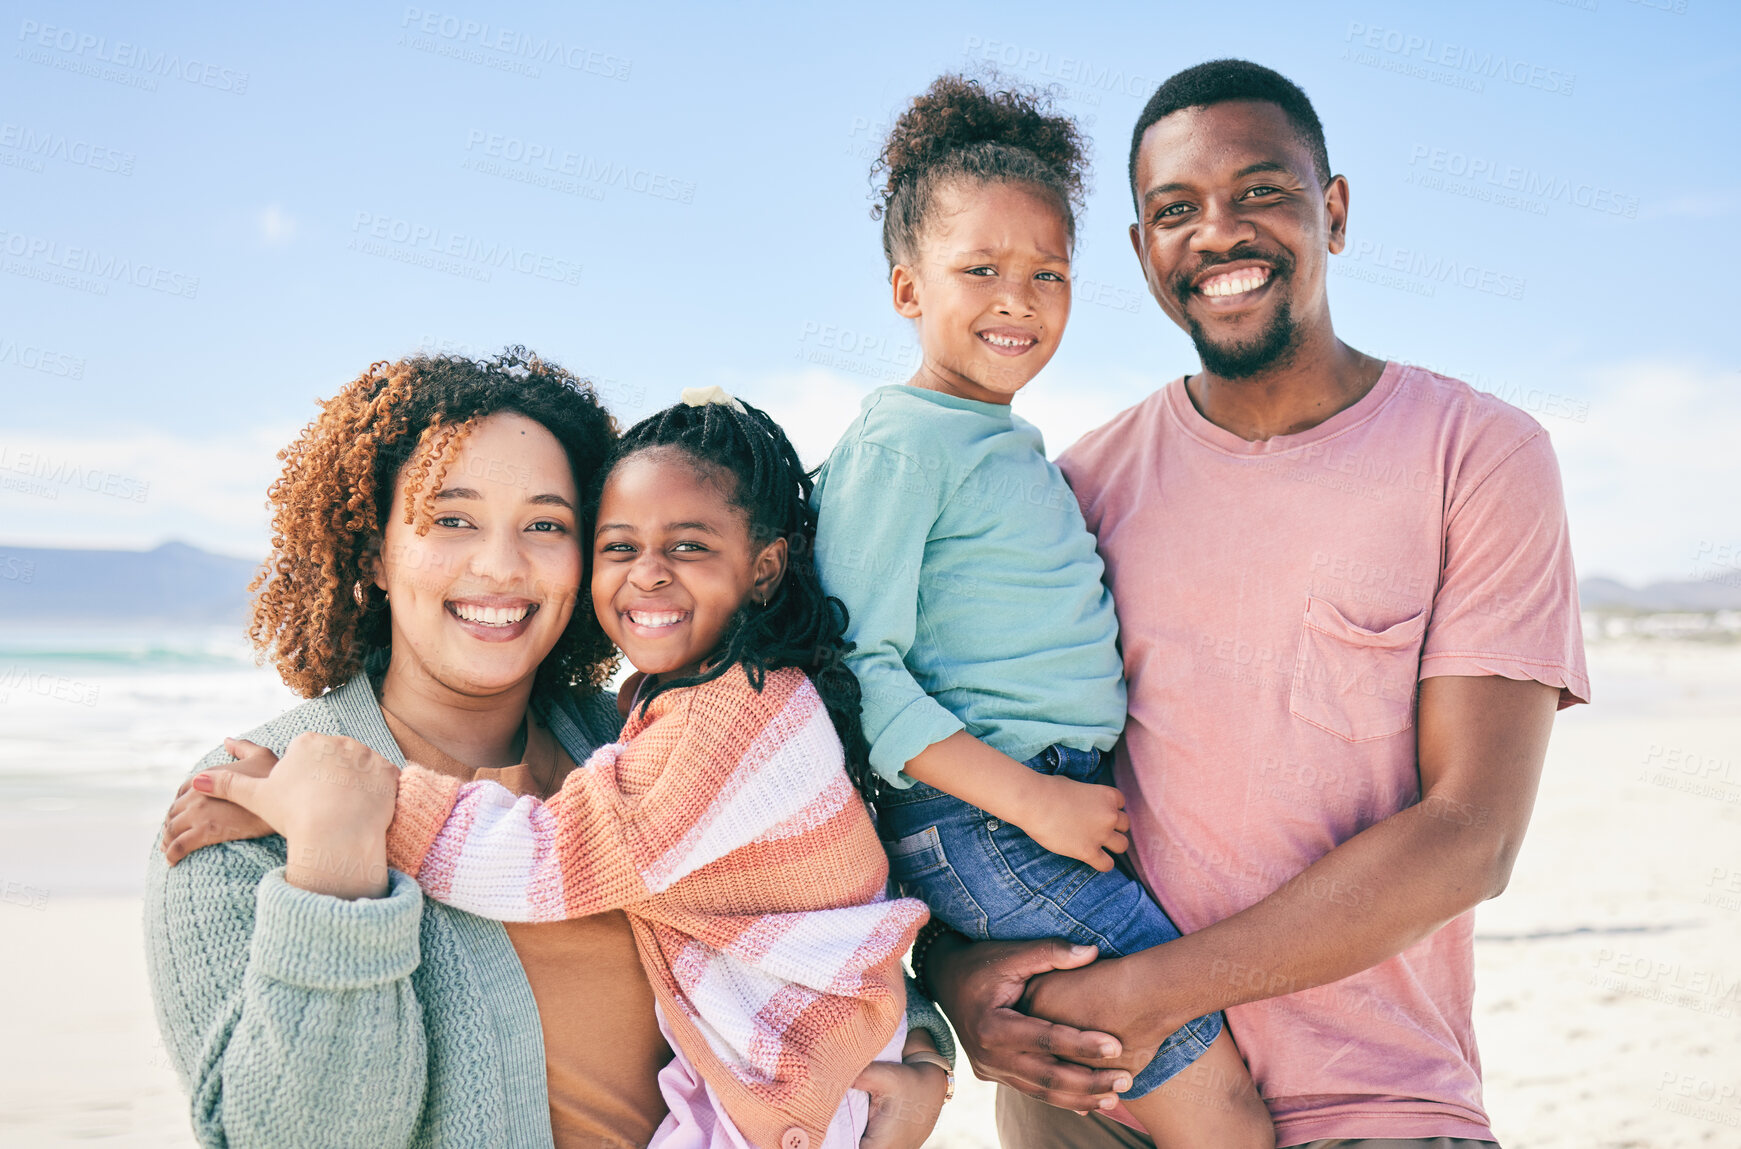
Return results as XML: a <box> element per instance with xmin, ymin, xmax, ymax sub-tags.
<box><xmin>377</xmin><ymin>649</ymin><xmax>535</xmax><ymax>770</ymax></box>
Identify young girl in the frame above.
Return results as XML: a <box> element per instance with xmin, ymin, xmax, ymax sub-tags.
<box><xmin>198</xmin><ymin>389</ymin><xmax>934</xmax><ymax>1149</ymax></box>
<box><xmin>810</xmin><ymin>75</ymin><xmax>1275</xmax><ymax>1145</ymax></box>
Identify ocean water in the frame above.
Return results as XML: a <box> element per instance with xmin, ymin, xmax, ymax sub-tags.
<box><xmin>0</xmin><ymin>624</ymin><xmax>301</xmax><ymax>895</ymax></box>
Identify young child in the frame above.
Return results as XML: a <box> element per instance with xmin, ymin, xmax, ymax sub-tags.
<box><xmin>377</xmin><ymin>390</ymin><xmax>932</xmax><ymax>1149</ymax></box>
<box><xmin>811</xmin><ymin>76</ymin><xmax>1275</xmax><ymax>1145</ymax></box>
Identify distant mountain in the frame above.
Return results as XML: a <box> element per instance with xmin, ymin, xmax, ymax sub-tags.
<box><xmin>1579</xmin><ymin>576</ymin><xmax>1741</xmax><ymax>612</ymax></box>
<box><xmin>0</xmin><ymin>541</ymin><xmax>261</xmax><ymax>624</ymax></box>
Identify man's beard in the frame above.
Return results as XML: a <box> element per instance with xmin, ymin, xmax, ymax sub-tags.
<box><xmin>1185</xmin><ymin>295</ymin><xmax>1298</xmax><ymax>380</ymax></box>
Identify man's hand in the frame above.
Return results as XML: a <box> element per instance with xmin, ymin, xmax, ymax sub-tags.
<box><xmin>1016</xmin><ymin>774</ymin><xmax>1130</xmax><ymax>872</ymax></box>
<box><xmin>191</xmin><ymin>732</ymin><xmax>399</xmax><ymax>899</ymax></box>
<box><xmin>161</xmin><ymin>738</ymin><xmax>278</xmax><ymax>865</ymax></box>
<box><xmin>927</xmin><ymin>934</ymin><xmax>1132</xmax><ymax>1113</ymax></box>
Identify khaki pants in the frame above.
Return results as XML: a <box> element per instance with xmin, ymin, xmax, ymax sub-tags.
<box><xmin>994</xmin><ymin>1085</ymin><xmax>1499</xmax><ymax>1149</ymax></box>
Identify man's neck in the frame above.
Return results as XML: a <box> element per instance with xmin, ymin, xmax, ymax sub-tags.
<box><xmin>378</xmin><ymin>650</ymin><xmax>533</xmax><ymax>770</ymax></box>
<box><xmin>1186</xmin><ymin>330</ymin><xmax>1386</xmax><ymax>442</ymax></box>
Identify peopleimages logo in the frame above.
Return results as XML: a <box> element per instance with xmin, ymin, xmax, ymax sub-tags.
<box><xmin>0</xmin><ymin>227</ymin><xmax>200</xmax><ymax>299</ymax></box>
<box><xmin>15</xmin><ymin>19</ymin><xmax>249</xmax><ymax>93</ymax></box>
<box><xmin>1343</xmin><ymin>21</ymin><xmax>1576</xmax><ymax>96</ymax></box>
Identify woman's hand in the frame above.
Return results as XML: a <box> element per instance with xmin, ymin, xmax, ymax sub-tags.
<box><xmin>855</xmin><ymin>1031</ymin><xmax>948</xmax><ymax>1149</ymax></box>
<box><xmin>162</xmin><ymin>738</ymin><xmax>279</xmax><ymax>865</ymax></box>
<box><xmin>191</xmin><ymin>732</ymin><xmax>400</xmax><ymax>899</ymax></box>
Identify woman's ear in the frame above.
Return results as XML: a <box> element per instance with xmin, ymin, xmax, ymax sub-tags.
<box><xmin>752</xmin><ymin>537</ymin><xmax>789</xmax><ymax>605</ymax></box>
<box><xmin>364</xmin><ymin>538</ymin><xmax>387</xmax><ymax>593</ymax></box>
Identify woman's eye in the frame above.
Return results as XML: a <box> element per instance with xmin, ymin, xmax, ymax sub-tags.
<box><xmin>527</xmin><ymin>520</ymin><xmax>566</xmax><ymax>534</ymax></box>
<box><xmin>434</xmin><ymin>514</ymin><xmax>469</xmax><ymax>529</ymax></box>
<box><xmin>965</xmin><ymin>266</ymin><xmax>996</xmax><ymax>277</ymax></box>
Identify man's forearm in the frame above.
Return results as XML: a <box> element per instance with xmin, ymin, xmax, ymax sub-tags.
<box><xmin>1072</xmin><ymin>801</ymin><xmax>1507</xmax><ymax>1042</ymax></box>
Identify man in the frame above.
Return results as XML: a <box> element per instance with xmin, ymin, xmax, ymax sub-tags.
<box><xmin>922</xmin><ymin>59</ymin><xmax>1589</xmax><ymax>1148</ymax></box>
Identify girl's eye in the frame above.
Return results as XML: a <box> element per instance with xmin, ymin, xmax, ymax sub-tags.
<box><xmin>671</xmin><ymin>541</ymin><xmax>707</xmax><ymax>553</ymax></box>
<box><xmin>599</xmin><ymin>541</ymin><xmax>634</xmax><ymax>554</ymax></box>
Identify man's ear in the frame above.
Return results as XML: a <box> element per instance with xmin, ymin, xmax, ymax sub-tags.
<box><xmin>1324</xmin><ymin>174</ymin><xmax>1351</xmax><ymax>255</ymax></box>
<box><xmin>752</xmin><ymin>537</ymin><xmax>788</xmax><ymax>605</ymax></box>
<box><xmin>891</xmin><ymin>263</ymin><xmax>923</xmax><ymax>319</ymax></box>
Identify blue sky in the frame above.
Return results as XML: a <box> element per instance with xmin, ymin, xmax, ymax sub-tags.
<box><xmin>1</xmin><ymin>0</ymin><xmax>1735</xmax><ymax>584</ymax></box>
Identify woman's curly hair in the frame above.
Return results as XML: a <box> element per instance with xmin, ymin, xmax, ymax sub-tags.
<box><xmin>871</xmin><ymin>72</ymin><xmax>1089</xmax><ymax>271</ymax></box>
<box><xmin>602</xmin><ymin>399</ymin><xmax>875</xmax><ymax>794</ymax></box>
<box><xmin>250</xmin><ymin>347</ymin><xmax>619</xmax><ymax>698</ymax></box>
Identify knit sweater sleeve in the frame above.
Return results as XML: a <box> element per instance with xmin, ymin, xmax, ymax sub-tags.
<box><xmin>385</xmin><ymin>668</ymin><xmax>844</xmax><ymax>921</ymax></box>
<box><xmin>144</xmin><ymin>744</ymin><xmax>428</xmax><ymax>1148</ymax></box>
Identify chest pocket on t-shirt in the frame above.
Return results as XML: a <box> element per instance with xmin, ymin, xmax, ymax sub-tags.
<box><xmin>1288</xmin><ymin>596</ymin><xmax>1428</xmax><ymax>742</ymax></box>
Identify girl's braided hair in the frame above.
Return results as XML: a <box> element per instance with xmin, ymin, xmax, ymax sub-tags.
<box><xmin>872</xmin><ymin>72</ymin><xmax>1089</xmax><ymax>272</ymax></box>
<box><xmin>601</xmin><ymin>398</ymin><xmax>871</xmax><ymax>791</ymax></box>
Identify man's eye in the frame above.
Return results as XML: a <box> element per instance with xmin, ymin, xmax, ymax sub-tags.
<box><xmin>1243</xmin><ymin>185</ymin><xmax>1281</xmax><ymax>199</ymax></box>
<box><xmin>1036</xmin><ymin>270</ymin><xmax>1066</xmax><ymax>282</ymax></box>
<box><xmin>1154</xmin><ymin>202</ymin><xmax>1191</xmax><ymax>222</ymax></box>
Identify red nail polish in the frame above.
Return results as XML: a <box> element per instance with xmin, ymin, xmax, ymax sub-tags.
<box><xmin>191</xmin><ymin>774</ymin><xmax>213</xmax><ymax>793</ymax></box>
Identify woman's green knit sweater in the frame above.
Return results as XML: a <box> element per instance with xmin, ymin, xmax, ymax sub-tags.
<box><xmin>143</xmin><ymin>672</ymin><xmax>952</xmax><ymax>1147</ymax></box>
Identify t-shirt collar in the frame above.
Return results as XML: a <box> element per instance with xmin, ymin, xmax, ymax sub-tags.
<box><xmin>1163</xmin><ymin>359</ymin><xmax>1403</xmax><ymax>456</ymax></box>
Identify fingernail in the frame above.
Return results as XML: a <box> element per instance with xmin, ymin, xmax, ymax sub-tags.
<box><xmin>190</xmin><ymin>774</ymin><xmax>213</xmax><ymax>793</ymax></box>
<box><xmin>1099</xmin><ymin>1042</ymin><xmax>1120</xmax><ymax>1058</ymax></box>
<box><xmin>1099</xmin><ymin>1096</ymin><xmax>1118</xmax><ymax>1109</ymax></box>
<box><xmin>1070</xmin><ymin>944</ymin><xmax>1095</xmax><ymax>957</ymax></box>
<box><xmin>1115</xmin><ymin>1077</ymin><xmax>1132</xmax><ymax>1092</ymax></box>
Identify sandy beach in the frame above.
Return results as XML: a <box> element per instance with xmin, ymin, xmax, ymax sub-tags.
<box><xmin>2</xmin><ymin>639</ymin><xmax>1737</xmax><ymax>1148</ymax></box>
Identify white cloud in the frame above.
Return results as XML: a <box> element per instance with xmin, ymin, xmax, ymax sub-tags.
<box><xmin>257</xmin><ymin>204</ymin><xmax>297</xmax><ymax>245</ymax></box>
<box><xmin>1549</xmin><ymin>359</ymin><xmax>1741</xmax><ymax>584</ymax></box>
<box><xmin>5</xmin><ymin>361</ymin><xmax>1728</xmax><ymax>588</ymax></box>
<box><xmin>0</xmin><ymin>425</ymin><xmax>296</xmax><ymax>557</ymax></box>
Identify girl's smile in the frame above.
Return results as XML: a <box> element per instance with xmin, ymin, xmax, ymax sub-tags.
<box><xmin>891</xmin><ymin>180</ymin><xmax>1072</xmax><ymax>405</ymax></box>
<box><xmin>592</xmin><ymin>447</ymin><xmax>786</xmax><ymax>682</ymax></box>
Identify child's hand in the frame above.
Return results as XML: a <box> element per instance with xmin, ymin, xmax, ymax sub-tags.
<box><xmin>161</xmin><ymin>738</ymin><xmax>279</xmax><ymax>865</ymax></box>
<box><xmin>1019</xmin><ymin>775</ymin><xmax>1130</xmax><ymax>872</ymax></box>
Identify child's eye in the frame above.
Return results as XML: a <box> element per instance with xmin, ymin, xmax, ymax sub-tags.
<box><xmin>671</xmin><ymin>541</ymin><xmax>708</xmax><ymax>553</ymax></box>
<box><xmin>599</xmin><ymin>541</ymin><xmax>635</xmax><ymax>555</ymax></box>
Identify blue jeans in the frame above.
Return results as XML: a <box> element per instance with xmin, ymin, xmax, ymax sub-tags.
<box><xmin>877</xmin><ymin>744</ymin><xmax>1224</xmax><ymax>1098</ymax></box>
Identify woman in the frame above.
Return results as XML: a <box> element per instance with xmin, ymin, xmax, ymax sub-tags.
<box><xmin>146</xmin><ymin>349</ymin><xmax>952</xmax><ymax>1148</ymax></box>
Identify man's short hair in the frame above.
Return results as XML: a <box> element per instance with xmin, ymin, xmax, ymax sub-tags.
<box><xmin>1128</xmin><ymin>59</ymin><xmax>1332</xmax><ymax>214</ymax></box>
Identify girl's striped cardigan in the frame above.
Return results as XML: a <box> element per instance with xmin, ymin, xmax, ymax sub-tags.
<box><xmin>385</xmin><ymin>665</ymin><xmax>929</xmax><ymax>1149</ymax></box>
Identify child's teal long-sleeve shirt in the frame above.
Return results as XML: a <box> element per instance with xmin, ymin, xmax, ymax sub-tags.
<box><xmin>813</xmin><ymin>385</ymin><xmax>1126</xmax><ymax>788</ymax></box>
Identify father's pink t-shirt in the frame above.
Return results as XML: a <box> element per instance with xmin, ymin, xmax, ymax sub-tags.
<box><xmin>1057</xmin><ymin>362</ymin><xmax>1589</xmax><ymax>1146</ymax></box>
